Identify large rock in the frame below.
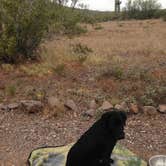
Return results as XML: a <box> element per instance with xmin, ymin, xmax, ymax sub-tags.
<box><xmin>115</xmin><ymin>102</ymin><xmax>129</xmax><ymax>112</ymax></box>
<box><xmin>8</xmin><ymin>103</ymin><xmax>20</xmax><ymax>110</ymax></box>
<box><xmin>20</xmin><ymin>100</ymin><xmax>43</xmax><ymax>113</ymax></box>
<box><xmin>99</xmin><ymin>101</ymin><xmax>113</xmax><ymax>111</ymax></box>
<box><xmin>143</xmin><ymin>106</ymin><xmax>157</xmax><ymax>115</ymax></box>
<box><xmin>48</xmin><ymin>97</ymin><xmax>64</xmax><ymax>111</ymax></box>
<box><xmin>64</xmin><ymin>100</ymin><xmax>78</xmax><ymax>112</ymax></box>
<box><xmin>0</xmin><ymin>103</ymin><xmax>19</xmax><ymax>111</ymax></box>
<box><xmin>83</xmin><ymin>109</ymin><xmax>96</xmax><ymax>118</ymax></box>
<box><xmin>158</xmin><ymin>104</ymin><xmax>166</xmax><ymax>114</ymax></box>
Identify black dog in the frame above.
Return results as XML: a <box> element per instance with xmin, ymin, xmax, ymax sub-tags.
<box><xmin>66</xmin><ymin>109</ymin><xmax>127</xmax><ymax>166</ymax></box>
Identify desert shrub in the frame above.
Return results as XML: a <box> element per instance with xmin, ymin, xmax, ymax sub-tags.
<box><xmin>124</xmin><ymin>66</ymin><xmax>154</xmax><ymax>82</ymax></box>
<box><xmin>73</xmin><ymin>43</ymin><xmax>93</xmax><ymax>55</ymax></box>
<box><xmin>52</xmin><ymin>63</ymin><xmax>66</xmax><ymax>75</ymax></box>
<box><xmin>0</xmin><ymin>0</ymin><xmax>48</xmax><ymax>64</ymax></box>
<box><xmin>140</xmin><ymin>85</ymin><xmax>166</xmax><ymax>106</ymax></box>
<box><xmin>123</xmin><ymin>0</ymin><xmax>161</xmax><ymax>19</ymax></box>
<box><xmin>5</xmin><ymin>84</ymin><xmax>16</xmax><ymax>96</ymax></box>
<box><xmin>101</xmin><ymin>66</ymin><xmax>124</xmax><ymax>80</ymax></box>
<box><xmin>72</xmin><ymin>43</ymin><xmax>93</xmax><ymax>64</ymax></box>
<box><xmin>93</xmin><ymin>24</ymin><xmax>103</xmax><ymax>30</ymax></box>
<box><xmin>0</xmin><ymin>64</ymin><xmax>14</xmax><ymax>72</ymax></box>
<box><xmin>47</xmin><ymin>4</ymin><xmax>87</xmax><ymax>36</ymax></box>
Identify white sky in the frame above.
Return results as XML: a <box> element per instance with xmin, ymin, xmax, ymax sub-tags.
<box><xmin>80</xmin><ymin>0</ymin><xmax>166</xmax><ymax>11</ymax></box>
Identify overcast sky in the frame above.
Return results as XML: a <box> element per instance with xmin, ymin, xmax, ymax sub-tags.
<box><xmin>80</xmin><ymin>0</ymin><xmax>166</xmax><ymax>11</ymax></box>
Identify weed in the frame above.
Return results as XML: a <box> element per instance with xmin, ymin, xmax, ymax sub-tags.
<box><xmin>5</xmin><ymin>85</ymin><xmax>16</xmax><ymax>96</ymax></box>
<box><xmin>93</xmin><ymin>24</ymin><xmax>103</xmax><ymax>30</ymax></box>
<box><xmin>52</xmin><ymin>63</ymin><xmax>65</xmax><ymax>75</ymax></box>
<box><xmin>72</xmin><ymin>43</ymin><xmax>93</xmax><ymax>55</ymax></box>
<box><xmin>72</xmin><ymin>43</ymin><xmax>93</xmax><ymax>64</ymax></box>
<box><xmin>20</xmin><ymin>64</ymin><xmax>51</xmax><ymax>77</ymax></box>
<box><xmin>1</xmin><ymin>64</ymin><xmax>14</xmax><ymax>72</ymax></box>
<box><xmin>26</xmin><ymin>87</ymin><xmax>46</xmax><ymax>100</ymax></box>
<box><xmin>125</xmin><ymin>67</ymin><xmax>154</xmax><ymax>82</ymax></box>
<box><xmin>140</xmin><ymin>85</ymin><xmax>166</xmax><ymax>106</ymax></box>
<box><xmin>101</xmin><ymin>65</ymin><xmax>124</xmax><ymax>80</ymax></box>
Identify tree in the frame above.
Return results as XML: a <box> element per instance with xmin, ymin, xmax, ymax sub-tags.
<box><xmin>115</xmin><ymin>0</ymin><xmax>122</xmax><ymax>13</ymax></box>
<box><xmin>54</xmin><ymin>0</ymin><xmax>69</xmax><ymax>5</ymax></box>
<box><xmin>0</xmin><ymin>0</ymin><xmax>49</xmax><ymax>63</ymax></box>
<box><xmin>123</xmin><ymin>0</ymin><xmax>161</xmax><ymax>19</ymax></box>
<box><xmin>54</xmin><ymin>0</ymin><xmax>79</xmax><ymax>9</ymax></box>
<box><xmin>70</xmin><ymin>0</ymin><xmax>79</xmax><ymax>10</ymax></box>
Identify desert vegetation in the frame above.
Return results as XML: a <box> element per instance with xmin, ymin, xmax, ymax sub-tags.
<box><xmin>0</xmin><ymin>0</ymin><xmax>166</xmax><ymax>64</ymax></box>
<box><xmin>0</xmin><ymin>0</ymin><xmax>166</xmax><ymax>165</ymax></box>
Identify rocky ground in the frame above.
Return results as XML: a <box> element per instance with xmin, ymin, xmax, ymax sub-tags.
<box><xmin>0</xmin><ymin>105</ymin><xmax>166</xmax><ymax>166</ymax></box>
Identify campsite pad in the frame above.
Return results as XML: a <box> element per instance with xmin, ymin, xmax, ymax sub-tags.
<box><xmin>28</xmin><ymin>143</ymin><xmax>147</xmax><ymax>166</ymax></box>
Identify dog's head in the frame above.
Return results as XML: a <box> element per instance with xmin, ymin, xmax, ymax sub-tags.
<box><xmin>101</xmin><ymin>109</ymin><xmax>127</xmax><ymax>140</ymax></box>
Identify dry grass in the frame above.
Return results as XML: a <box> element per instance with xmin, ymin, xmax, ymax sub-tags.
<box><xmin>1</xmin><ymin>19</ymin><xmax>166</xmax><ymax>105</ymax></box>
<box><xmin>1</xmin><ymin>20</ymin><xmax>166</xmax><ymax>166</ymax></box>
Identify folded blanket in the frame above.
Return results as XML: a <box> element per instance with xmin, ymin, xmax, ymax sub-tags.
<box><xmin>28</xmin><ymin>143</ymin><xmax>147</xmax><ymax>166</ymax></box>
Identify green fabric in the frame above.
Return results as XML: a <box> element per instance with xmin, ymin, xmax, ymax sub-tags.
<box><xmin>28</xmin><ymin>143</ymin><xmax>147</xmax><ymax>166</ymax></box>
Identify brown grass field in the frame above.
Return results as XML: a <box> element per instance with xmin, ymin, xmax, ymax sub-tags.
<box><xmin>0</xmin><ymin>19</ymin><xmax>166</xmax><ymax>165</ymax></box>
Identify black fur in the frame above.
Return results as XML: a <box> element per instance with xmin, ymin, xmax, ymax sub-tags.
<box><xmin>66</xmin><ymin>109</ymin><xmax>127</xmax><ymax>166</ymax></box>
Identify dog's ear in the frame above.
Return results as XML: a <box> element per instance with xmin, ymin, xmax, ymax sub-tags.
<box><xmin>101</xmin><ymin>111</ymin><xmax>113</xmax><ymax>120</ymax></box>
<box><xmin>101</xmin><ymin>110</ymin><xmax>127</xmax><ymax>129</ymax></box>
<box><xmin>101</xmin><ymin>111</ymin><xmax>115</xmax><ymax>130</ymax></box>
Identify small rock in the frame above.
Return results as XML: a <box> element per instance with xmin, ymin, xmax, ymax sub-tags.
<box><xmin>143</xmin><ymin>106</ymin><xmax>157</xmax><ymax>115</ymax></box>
<box><xmin>99</xmin><ymin>101</ymin><xmax>113</xmax><ymax>111</ymax></box>
<box><xmin>8</xmin><ymin>103</ymin><xmax>20</xmax><ymax>110</ymax></box>
<box><xmin>158</xmin><ymin>104</ymin><xmax>166</xmax><ymax>114</ymax></box>
<box><xmin>120</xmin><ymin>101</ymin><xmax>129</xmax><ymax>112</ymax></box>
<box><xmin>47</xmin><ymin>97</ymin><xmax>64</xmax><ymax>111</ymax></box>
<box><xmin>115</xmin><ymin>102</ymin><xmax>129</xmax><ymax>112</ymax></box>
<box><xmin>65</xmin><ymin>100</ymin><xmax>78</xmax><ymax>112</ymax></box>
<box><xmin>129</xmin><ymin>103</ymin><xmax>139</xmax><ymax>114</ymax></box>
<box><xmin>114</xmin><ymin>104</ymin><xmax>122</xmax><ymax>110</ymax></box>
<box><xmin>0</xmin><ymin>104</ymin><xmax>8</xmax><ymax>111</ymax></box>
<box><xmin>83</xmin><ymin>109</ymin><xmax>96</xmax><ymax>117</ymax></box>
<box><xmin>20</xmin><ymin>100</ymin><xmax>43</xmax><ymax>113</ymax></box>
<box><xmin>89</xmin><ymin>100</ymin><xmax>97</xmax><ymax>110</ymax></box>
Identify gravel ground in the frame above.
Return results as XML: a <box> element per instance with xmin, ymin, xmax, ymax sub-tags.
<box><xmin>0</xmin><ymin>109</ymin><xmax>166</xmax><ymax>166</ymax></box>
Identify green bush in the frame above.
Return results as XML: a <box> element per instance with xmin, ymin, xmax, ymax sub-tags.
<box><xmin>0</xmin><ymin>0</ymin><xmax>48</xmax><ymax>63</ymax></box>
<box><xmin>122</xmin><ymin>0</ymin><xmax>161</xmax><ymax>19</ymax></box>
<box><xmin>72</xmin><ymin>43</ymin><xmax>93</xmax><ymax>55</ymax></box>
<box><xmin>47</xmin><ymin>5</ymin><xmax>87</xmax><ymax>36</ymax></box>
<box><xmin>140</xmin><ymin>85</ymin><xmax>166</xmax><ymax>106</ymax></box>
<box><xmin>72</xmin><ymin>43</ymin><xmax>93</xmax><ymax>64</ymax></box>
